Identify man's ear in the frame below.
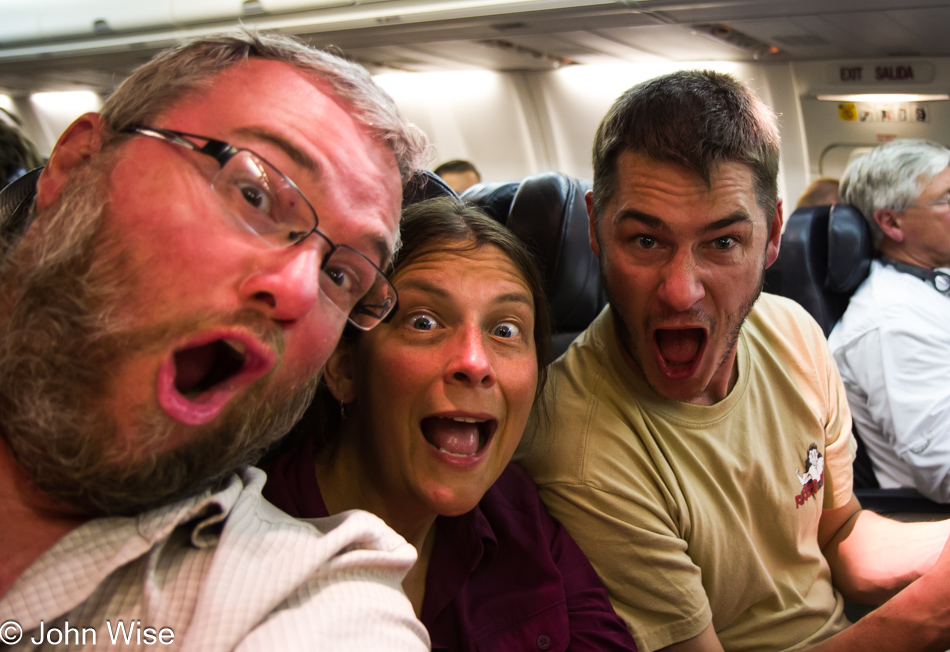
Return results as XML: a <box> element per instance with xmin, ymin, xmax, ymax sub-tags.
<box><xmin>323</xmin><ymin>341</ymin><xmax>357</xmax><ymax>404</ymax></box>
<box><xmin>874</xmin><ymin>208</ymin><xmax>905</xmax><ymax>243</ymax></box>
<box><xmin>586</xmin><ymin>190</ymin><xmax>601</xmax><ymax>259</ymax></box>
<box><xmin>765</xmin><ymin>198</ymin><xmax>784</xmax><ymax>268</ymax></box>
<box><xmin>35</xmin><ymin>113</ymin><xmax>106</xmax><ymax>212</ymax></box>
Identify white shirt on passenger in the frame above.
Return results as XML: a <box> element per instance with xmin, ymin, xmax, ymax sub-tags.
<box><xmin>829</xmin><ymin>259</ymin><xmax>950</xmax><ymax>501</ymax></box>
<box><xmin>0</xmin><ymin>466</ymin><xmax>429</xmax><ymax>651</ymax></box>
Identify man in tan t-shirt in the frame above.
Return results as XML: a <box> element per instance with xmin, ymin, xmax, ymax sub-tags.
<box><xmin>518</xmin><ymin>69</ymin><xmax>950</xmax><ymax>652</ymax></box>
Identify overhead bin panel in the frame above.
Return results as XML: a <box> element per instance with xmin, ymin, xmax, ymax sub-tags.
<box><xmin>0</xmin><ymin>4</ymin><xmax>40</xmax><ymax>43</ymax></box>
<box><xmin>40</xmin><ymin>0</ymin><xmax>175</xmax><ymax>38</ymax></box>
<box><xmin>171</xmin><ymin>0</ymin><xmax>245</xmax><ymax>24</ymax></box>
<box><xmin>0</xmin><ymin>0</ymin><xmax>253</xmax><ymax>43</ymax></box>
<box><xmin>260</xmin><ymin>0</ymin><xmax>354</xmax><ymax>11</ymax></box>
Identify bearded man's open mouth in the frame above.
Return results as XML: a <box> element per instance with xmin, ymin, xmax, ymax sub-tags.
<box><xmin>157</xmin><ymin>329</ymin><xmax>275</xmax><ymax>425</ymax></box>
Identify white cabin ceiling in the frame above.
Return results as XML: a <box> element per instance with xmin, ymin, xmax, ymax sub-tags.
<box><xmin>2</xmin><ymin>0</ymin><xmax>950</xmax><ymax>93</ymax></box>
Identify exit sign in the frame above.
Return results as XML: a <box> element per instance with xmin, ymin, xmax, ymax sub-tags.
<box><xmin>826</xmin><ymin>62</ymin><xmax>935</xmax><ymax>85</ymax></box>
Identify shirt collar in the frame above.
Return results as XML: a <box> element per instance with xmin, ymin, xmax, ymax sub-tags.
<box><xmin>420</xmin><ymin>501</ymin><xmax>497</xmax><ymax>625</ymax></box>
<box><xmin>1</xmin><ymin>469</ymin><xmax>252</xmax><ymax>628</ymax></box>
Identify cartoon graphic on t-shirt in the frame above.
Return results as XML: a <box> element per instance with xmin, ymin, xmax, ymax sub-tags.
<box><xmin>794</xmin><ymin>443</ymin><xmax>824</xmax><ymax>507</ymax></box>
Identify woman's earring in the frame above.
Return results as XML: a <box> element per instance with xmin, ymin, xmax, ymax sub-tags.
<box><xmin>340</xmin><ymin>401</ymin><xmax>349</xmax><ymax>420</ymax></box>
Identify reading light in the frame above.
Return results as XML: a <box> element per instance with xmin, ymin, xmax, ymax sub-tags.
<box><xmin>816</xmin><ymin>93</ymin><xmax>950</xmax><ymax>102</ymax></box>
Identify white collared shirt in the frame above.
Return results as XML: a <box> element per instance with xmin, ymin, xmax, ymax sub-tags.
<box><xmin>829</xmin><ymin>260</ymin><xmax>950</xmax><ymax>501</ymax></box>
<box><xmin>0</xmin><ymin>466</ymin><xmax>429</xmax><ymax>651</ymax></box>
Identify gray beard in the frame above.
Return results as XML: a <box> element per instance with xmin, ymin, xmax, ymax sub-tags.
<box><xmin>0</xmin><ymin>166</ymin><xmax>317</xmax><ymax>516</ymax></box>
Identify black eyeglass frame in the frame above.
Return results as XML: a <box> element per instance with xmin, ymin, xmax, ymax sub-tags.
<box><xmin>120</xmin><ymin>125</ymin><xmax>398</xmax><ymax>330</ymax></box>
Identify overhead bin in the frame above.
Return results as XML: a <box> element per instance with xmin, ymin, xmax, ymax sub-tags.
<box><xmin>259</xmin><ymin>0</ymin><xmax>354</xmax><ymax>11</ymax></box>
<box><xmin>0</xmin><ymin>0</ymin><xmax>364</xmax><ymax>44</ymax></box>
<box><xmin>40</xmin><ymin>0</ymin><xmax>176</xmax><ymax>38</ymax></box>
<box><xmin>171</xmin><ymin>0</ymin><xmax>245</xmax><ymax>24</ymax></box>
<box><xmin>0</xmin><ymin>0</ymin><xmax>179</xmax><ymax>42</ymax></box>
<box><xmin>0</xmin><ymin>3</ymin><xmax>41</xmax><ymax>43</ymax></box>
<box><xmin>0</xmin><ymin>0</ymin><xmax>600</xmax><ymax>53</ymax></box>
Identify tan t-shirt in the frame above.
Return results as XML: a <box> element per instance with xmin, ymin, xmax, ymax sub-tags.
<box><xmin>517</xmin><ymin>293</ymin><xmax>855</xmax><ymax>652</ymax></box>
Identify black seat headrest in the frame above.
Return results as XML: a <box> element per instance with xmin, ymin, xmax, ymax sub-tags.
<box><xmin>826</xmin><ymin>204</ymin><xmax>872</xmax><ymax>293</ymax></box>
<box><xmin>461</xmin><ymin>181</ymin><xmax>518</xmax><ymax>226</ymax></box>
<box><xmin>466</xmin><ymin>171</ymin><xmax>603</xmax><ymax>360</ymax></box>
<box><xmin>402</xmin><ymin>169</ymin><xmax>458</xmax><ymax>207</ymax></box>
<box><xmin>764</xmin><ymin>203</ymin><xmax>872</xmax><ymax>336</ymax></box>
<box><xmin>0</xmin><ymin>167</ymin><xmax>42</xmax><ymax>248</ymax></box>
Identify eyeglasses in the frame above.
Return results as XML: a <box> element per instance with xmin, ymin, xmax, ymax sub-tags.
<box><xmin>120</xmin><ymin>125</ymin><xmax>397</xmax><ymax>331</ymax></box>
<box><xmin>909</xmin><ymin>196</ymin><xmax>950</xmax><ymax>210</ymax></box>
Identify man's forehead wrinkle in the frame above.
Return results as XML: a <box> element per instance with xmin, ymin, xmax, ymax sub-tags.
<box><xmin>704</xmin><ymin>213</ymin><xmax>753</xmax><ymax>233</ymax></box>
<box><xmin>626</xmin><ymin>148</ymin><xmax>713</xmax><ymax>188</ymax></box>
<box><xmin>614</xmin><ymin>209</ymin><xmax>752</xmax><ymax>234</ymax></box>
<box><xmin>231</xmin><ymin>126</ymin><xmax>321</xmax><ymax>178</ymax></box>
<box><xmin>615</xmin><ymin>209</ymin><xmax>670</xmax><ymax>232</ymax></box>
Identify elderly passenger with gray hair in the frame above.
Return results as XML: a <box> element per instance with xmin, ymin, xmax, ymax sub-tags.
<box><xmin>829</xmin><ymin>138</ymin><xmax>950</xmax><ymax>502</ymax></box>
<box><xmin>0</xmin><ymin>30</ymin><xmax>431</xmax><ymax>649</ymax></box>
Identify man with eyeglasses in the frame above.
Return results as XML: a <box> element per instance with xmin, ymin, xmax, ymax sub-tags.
<box><xmin>830</xmin><ymin>139</ymin><xmax>950</xmax><ymax>503</ymax></box>
<box><xmin>0</xmin><ymin>31</ymin><xmax>431</xmax><ymax>649</ymax></box>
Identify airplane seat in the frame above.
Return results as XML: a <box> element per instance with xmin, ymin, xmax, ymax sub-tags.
<box><xmin>0</xmin><ymin>167</ymin><xmax>43</xmax><ymax>248</ymax></box>
<box><xmin>466</xmin><ymin>171</ymin><xmax>604</xmax><ymax>361</ymax></box>
<box><xmin>763</xmin><ymin>203</ymin><xmax>871</xmax><ymax>337</ymax></box>
<box><xmin>402</xmin><ymin>169</ymin><xmax>458</xmax><ymax>207</ymax></box>
<box><xmin>764</xmin><ymin>203</ymin><xmax>950</xmax><ymax>515</ymax></box>
<box><xmin>461</xmin><ymin>180</ymin><xmax>518</xmax><ymax>226</ymax></box>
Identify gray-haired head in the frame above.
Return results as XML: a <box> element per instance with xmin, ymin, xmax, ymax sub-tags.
<box><xmin>100</xmin><ymin>29</ymin><xmax>429</xmax><ymax>184</ymax></box>
<box><xmin>840</xmin><ymin>139</ymin><xmax>950</xmax><ymax>247</ymax></box>
<box><xmin>591</xmin><ymin>69</ymin><xmax>780</xmax><ymax>228</ymax></box>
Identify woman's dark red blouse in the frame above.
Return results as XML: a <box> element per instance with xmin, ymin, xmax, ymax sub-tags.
<box><xmin>262</xmin><ymin>437</ymin><xmax>638</xmax><ymax>652</ymax></box>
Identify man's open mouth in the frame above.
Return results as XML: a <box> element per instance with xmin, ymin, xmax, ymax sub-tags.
<box><xmin>655</xmin><ymin>328</ymin><xmax>706</xmax><ymax>368</ymax></box>
<box><xmin>421</xmin><ymin>416</ymin><xmax>496</xmax><ymax>458</ymax></box>
<box><xmin>158</xmin><ymin>331</ymin><xmax>275</xmax><ymax>426</ymax></box>
<box><xmin>174</xmin><ymin>339</ymin><xmax>248</xmax><ymax>398</ymax></box>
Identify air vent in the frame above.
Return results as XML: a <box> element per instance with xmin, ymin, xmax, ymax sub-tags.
<box><xmin>692</xmin><ymin>23</ymin><xmax>782</xmax><ymax>59</ymax></box>
<box><xmin>477</xmin><ymin>39</ymin><xmax>577</xmax><ymax>68</ymax></box>
<box><xmin>491</xmin><ymin>22</ymin><xmax>528</xmax><ymax>31</ymax></box>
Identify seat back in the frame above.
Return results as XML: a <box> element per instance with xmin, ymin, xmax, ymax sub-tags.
<box><xmin>465</xmin><ymin>171</ymin><xmax>604</xmax><ymax>360</ymax></box>
<box><xmin>461</xmin><ymin>181</ymin><xmax>518</xmax><ymax>226</ymax></box>
<box><xmin>0</xmin><ymin>167</ymin><xmax>42</xmax><ymax>251</ymax></box>
<box><xmin>402</xmin><ymin>169</ymin><xmax>458</xmax><ymax>207</ymax></box>
<box><xmin>764</xmin><ymin>203</ymin><xmax>880</xmax><ymax>488</ymax></box>
<box><xmin>764</xmin><ymin>203</ymin><xmax>872</xmax><ymax>336</ymax></box>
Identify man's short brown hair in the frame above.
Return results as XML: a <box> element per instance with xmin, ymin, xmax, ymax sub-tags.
<box><xmin>591</xmin><ymin>69</ymin><xmax>780</xmax><ymax>227</ymax></box>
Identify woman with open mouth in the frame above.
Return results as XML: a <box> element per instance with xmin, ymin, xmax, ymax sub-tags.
<box><xmin>262</xmin><ymin>197</ymin><xmax>637</xmax><ymax>651</ymax></box>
